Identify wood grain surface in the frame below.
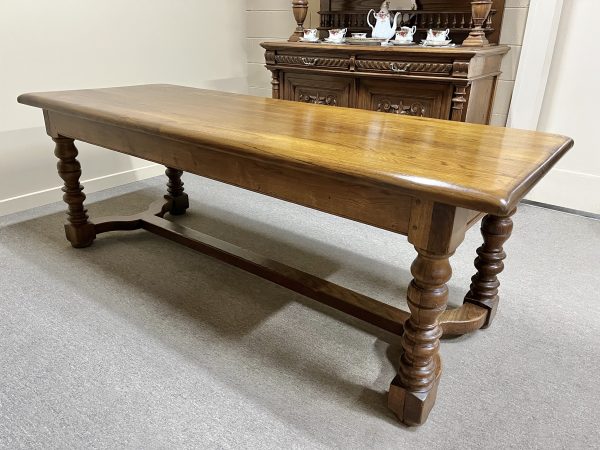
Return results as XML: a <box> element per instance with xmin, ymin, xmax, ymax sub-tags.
<box><xmin>18</xmin><ymin>84</ymin><xmax>573</xmax><ymax>215</ymax></box>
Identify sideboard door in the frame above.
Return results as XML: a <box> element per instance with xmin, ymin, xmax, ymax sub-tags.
<box><xmin>283</xmin><ymin>73</ymin><xmax>354</xmax><ymax>107</ymax></box>
<box><xmin>356</xmin><ymin>79</ymin><xmax>453</xmax><ymax>119</ymax></box>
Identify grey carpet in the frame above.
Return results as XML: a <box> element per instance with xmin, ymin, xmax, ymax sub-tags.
<box><xmin>1</xmin><ymin>174</ymin><xmax>599</xmax><ymax>449</ymax></box>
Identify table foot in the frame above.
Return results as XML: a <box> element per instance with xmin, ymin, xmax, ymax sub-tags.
<box><xmin>463</xmin><ymin>210</ymin><xmax>515</xmax><ymax>328</ymax></box>
<box><xmin>63</xmin><ymin>223</ymin><xmax>96</xmax><ymax>249</ymax></box>
<box><xmin>53</xmin><ymin>137</ymin><xmax>96</xmax><ymax>248</ymax></box>
<box><xmin>165</xmin><ymin>167</ymin><xmax>189</xmax><ymax>215</ymax></box>
<box><xmin>389</xmin><ymin>354</ymin><xmax>441</xmax><ymax>426</ymax></box>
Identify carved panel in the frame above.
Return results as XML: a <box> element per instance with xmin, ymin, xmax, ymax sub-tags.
<box><xmin>284</xmin><ymin>73</ymin><xmax>353</xmax><ymax>108</ymax></box>
<box><xmin>264</xmin><ymin>50</ymin><xmax>276</xmax><ymax>65</ymax></box>
<box><xmin>357</xmin><ymin>79</ymin><xmax>453</xmax><ymax>119</ymax></box>
<box><xmin>274</xmin><ymin>54</ymin><xmax>350</xmax><ymax>70</ymax></box>
<box><xmin>299</xmin><ymin>91</ymin><xmax>338</xmax><ymax>106</ymax></box>
<box><xmin>452</xmin><ymin>61</ymin><xmax>470</xmax><ymax>77</ymax></box>
<box><xmin>376</xmin><ymin>99</ymin><xmax>426</xmax><ymax>116</ymax></box>
<box><xmin>356</xmin><ymin>60</ymin><xmax>453</xmax><ymax>75</ymax></box>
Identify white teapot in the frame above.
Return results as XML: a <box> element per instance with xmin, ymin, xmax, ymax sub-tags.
<box><xmin>368</xmin><ymin>1</ymin><xmax>401</xmax><ymax>40</ymax></box>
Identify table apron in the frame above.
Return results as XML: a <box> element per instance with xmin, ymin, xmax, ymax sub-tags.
<box><xmin>44</xmin><ymin>110</ymin><xmax>416</xmax><ymax>235</ymax></box>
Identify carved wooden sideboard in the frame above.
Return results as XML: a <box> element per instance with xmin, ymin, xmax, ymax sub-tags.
<box><xmin>262</xmin><ymin>42</ymin><xmax>508</xmax><ymax>123</ymax></box>
<box><xmin>263</xmin><ymin>0</ymin><xmax>509</xmax><ymax>124</ymax></box>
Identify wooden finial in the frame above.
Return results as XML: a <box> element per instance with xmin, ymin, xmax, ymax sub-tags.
<box><xmin>462</xmin><ymin>1</ymin><xmax>493</xmax><ymax>47</ymax></box>
<box><xmin>289</xmin><ymin>0</ymin><xmax>309</xmax><ymax>42</ymax></box>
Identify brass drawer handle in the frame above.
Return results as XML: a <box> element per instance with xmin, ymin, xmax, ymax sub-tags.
<box><xmin>390</xmin><ymin>62</ymin><xmax>409</xmax><ymax>73</ymax></box>
<box><xmin>301</xmin><ymin>57</ymin><xmax>318</xmax><ymax>66</ymax></box>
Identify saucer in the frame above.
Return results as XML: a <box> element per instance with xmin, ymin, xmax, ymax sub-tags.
<box><xmin>346</xmin><ymin>37</ymin><xmax>387</xmax><ymax>46</ymax></box>
<box><xmin>299</xmin><ymin>37</ymin><xmax>320</xmax><ymax>43</ymax></box>
<box><xmin>392</xmin><ymin>40</ymin><xmax>416</xmax><ymax>46</ymax></box>
<box><xmin>421</xmin><ymin>39</ymin><xmax>453</xmax><ymax>47</ymax></box>
<box><xmin>324</xmin><ymin>38</ymin><xmax>346</xmax><ymax>44</ymax></box>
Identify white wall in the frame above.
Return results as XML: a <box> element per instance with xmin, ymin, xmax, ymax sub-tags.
<box><xmin>524</xmin><ymin>0</ymin><xmax>600</xmax><ymax>213</ymax></box>
<box><xmin>1</xmin><ymin>0</ymin><xmax>246</xmax><ymax>216</ymax></box>
<box><xmin>246</xmin><ymin>0</ymin><xmax>297</xmax><ymax>98</ymax></box>
<box><xmin>489</xmin><ymin>0</ymin><xmax>531</xmax><ymax>126</ymax></box>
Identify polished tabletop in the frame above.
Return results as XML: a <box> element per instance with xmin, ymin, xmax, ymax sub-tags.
<box><xmin>18</xmin><ymin>84</ymin><xmax>573</xmax><ymax>215</ymax></box>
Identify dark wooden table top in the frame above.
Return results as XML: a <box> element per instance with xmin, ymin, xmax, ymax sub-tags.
<box><xmin>18</xmin><ymin>84</ymin><xmax>573</xmax><ymax>215</ymax></box>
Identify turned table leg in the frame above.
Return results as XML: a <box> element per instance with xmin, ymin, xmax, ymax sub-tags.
<box><xmin>53</xmin><ymin>137</ymin><xmax>96</xmax><ymax>248</ymax></box>
<box><xmin>463</xmin><ymin>210</ymin><xmax>515</xmax><ymax>328</ymax></box>
<box><xmin>165</xmin><ymin>167</ymin><xmax>189</xmax><ymax>215</ymax></box>
<box><xmin>388</xmin><ymin>247</ymin><xmax>452</xmax><ymax>426</ymax></box>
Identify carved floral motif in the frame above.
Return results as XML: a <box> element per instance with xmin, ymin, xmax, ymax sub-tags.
<box><xmin>298</xmin><ymin>91</ymin><xmax>338</xmax><ymax>106</ymax></box>
<box><xmin>377</xmin><ymin>99</ymin><xmax>425</xmax><ymax>116</ymax></box>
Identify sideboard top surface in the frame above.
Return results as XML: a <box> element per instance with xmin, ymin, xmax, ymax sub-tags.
<box><xmin>261</xmin><ymin>41</ymin><xmax>510</xmax><ymax>57</ymax></box>
<box><xmin>18</xmin><ymin>84</ymin><xmax>572</xmax><ymax>215</ymax></box>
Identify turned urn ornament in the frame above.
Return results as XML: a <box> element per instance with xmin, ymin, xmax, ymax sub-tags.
<box><xmin>463</xmin><ymin>0</ymin><xmax>494</xmax><ymax>47</ymax></box>
<box><xmin>289</xmin><ymin>0</ymin><xmax>309</xmax><ymax>42</ymax></box>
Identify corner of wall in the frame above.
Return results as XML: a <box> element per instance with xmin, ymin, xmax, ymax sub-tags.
<box><xmin>490</xmin><ymin>0</ymin><xmax>531</xmax><ymax>127</ymax></box>
<box><xmin>246</xmin><ymin>1</ymin><xmax>297</xmax><ymax>98</ymax></box>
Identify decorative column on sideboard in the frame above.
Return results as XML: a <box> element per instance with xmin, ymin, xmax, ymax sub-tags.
<box><xmin>463</xmin><ymin>0</ymin><xmax>494</xmax><ymax>47</ymax></box>
<box><xmin>289</xmin><ymin>0</ymin><xmax>309</xmax><ymax>42</ymax></box>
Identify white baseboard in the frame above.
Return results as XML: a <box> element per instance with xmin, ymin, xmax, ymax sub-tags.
<box><xmin>526</xmin><ymin>168</ymin><xmax>600</xmax><ymax>214</ymax></box>
<box><xmin>0</xmin><ymin>164</ymin><xmax>164</xmax><ymax>217</ymax></box>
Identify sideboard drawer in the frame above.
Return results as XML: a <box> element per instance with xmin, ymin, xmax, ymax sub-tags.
<box><xmin>355</xmin><ymin>59</ymin><xmax>454</xmax><ymax>76</ymax></box>
<box><xmin>275</xmin><ymin>54</ymin><xmax>350</xmax><ymax>71</ymax></box>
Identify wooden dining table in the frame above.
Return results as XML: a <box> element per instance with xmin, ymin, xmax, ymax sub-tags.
<box><xmin>18</xmin><ymin>84</ymin><xmax>573</xmax><ymax>426</ymax></box>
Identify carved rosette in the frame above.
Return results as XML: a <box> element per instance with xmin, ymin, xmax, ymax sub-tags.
<box><xmin>298</xmin><ymin>91</ymin><xmax>338</xmax><ymax>106</ymax></box>
<box><xmin>377</xmin><ymin>100</ymin><xmax>426</xmax><ymax>116</ymax></box>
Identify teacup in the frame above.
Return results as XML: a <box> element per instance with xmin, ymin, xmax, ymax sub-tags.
<box><xmin>327</xmin><ymin>28</ymin><xmax>347</xmax><ymax>43</ymax></box>
<box><xmin>395</xmin><ymin>26</ymin><xmax>416</xmax><ymax>42</ymax></box>
<box><xmin>351</xmin><ymin>32</ymin><xmax>367</xmax><ymax>39</ymax></box>
<box><xmin>303</xmin><ymin>28</ymin><xmax>318</xmax><ymax>41</ymax></box>
<box><xmin>427</xmin><ymin>28</ymin><xmax>450</xmax><ymax>42</ymax></box>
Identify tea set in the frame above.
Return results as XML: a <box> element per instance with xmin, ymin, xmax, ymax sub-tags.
<box><xmin>300</xmin><ymin>1</ymin><xmax>454</xmax><ymax>47</ymax></box>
